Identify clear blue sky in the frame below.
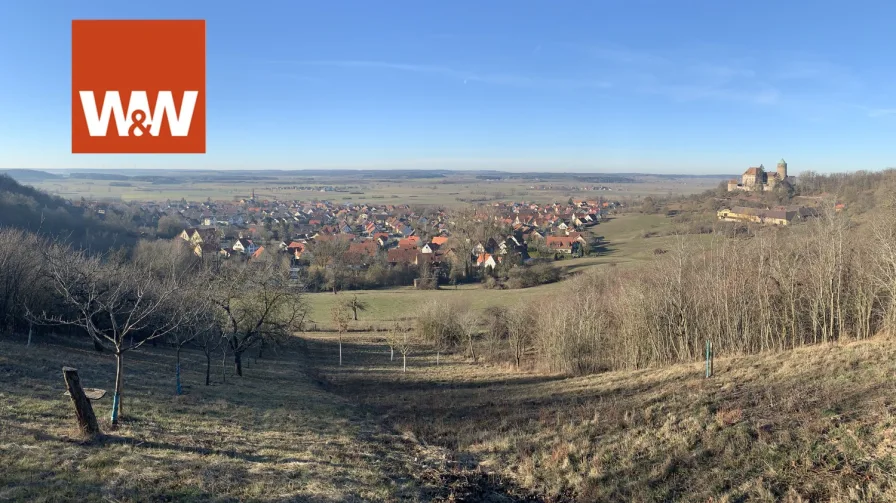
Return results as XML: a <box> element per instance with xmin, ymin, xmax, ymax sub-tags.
<box><xmin>1</xmin><ymin>0</ymin><xmax>895</xmax><ymax>174</ymax></box>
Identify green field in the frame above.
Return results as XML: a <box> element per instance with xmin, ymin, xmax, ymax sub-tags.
<box><xmin>304</xmin><ymin>212</ymin><xmax>707</xmax><ymax>330</ymax></box>
<box><xmin>29</xmin><ymin>175</ymin><xmax>723</xmax><ymax>206</ymax></box>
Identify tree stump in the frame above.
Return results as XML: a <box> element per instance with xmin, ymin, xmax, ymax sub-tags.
<box><xmin>62</xmin><ymin>367</ymin><xmax>100</xmax><ymax>436</ymax></box>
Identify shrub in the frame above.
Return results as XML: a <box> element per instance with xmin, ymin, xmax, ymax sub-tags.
<box><xmin>505</xmin><ymin>262</ymin><xmax>561</xmax><ymax>289</ymax></box>
<box><xmin>415</xmin><ymin>300</ymin><xmax>466</xmax><ymax>354</ymax></box>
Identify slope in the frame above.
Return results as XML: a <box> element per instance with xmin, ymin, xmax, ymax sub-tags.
<box><xmin>0</xmin><ymin>335</ymin><xmax>538</xmax><ymax>502</ymax></box>
<box><xmin>302</xmin><ymin>331</ymin><xmax>896</xmax><ymax>502</ymax></box>
<box><xmin>0</xmin><ymin>174</ymin><xmax>137</xmax><ymax>251</ymax></box>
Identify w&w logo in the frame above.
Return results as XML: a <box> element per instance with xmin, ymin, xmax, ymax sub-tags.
<box><xmin>71</xmin><ymin>20</ymin><xmax>206</xmax><ymax>154</ymax></box>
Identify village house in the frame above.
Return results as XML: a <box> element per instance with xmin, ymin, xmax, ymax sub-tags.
<box><xmin>476</xmin><ymin>253</ymin><xmax>497</xmax><ymax>269</ymax></box>
<box><xmin>545</xmin><ymin>235</ymin><xmax>585</xmax><ymax>254</ymax></box>
<box><xmin>233</xmin><ymin>237</ymin><xmax>259</xmax><ymax>255</ymax></box>
<box><xmin>717</xmin><ymin>206</ymin><xmax>817</xmax><ymax>226</ymax></box>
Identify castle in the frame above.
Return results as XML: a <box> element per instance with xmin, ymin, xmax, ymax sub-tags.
<box><xmin>727</xmin><ymin>159</ymin><xmax>791</xmax><ymax>192</ymax></box>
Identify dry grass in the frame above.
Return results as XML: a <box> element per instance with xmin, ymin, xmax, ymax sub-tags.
<box><xmin>302</xmin><ymin>332</ymin><xmax>896</xmax><ymax>502</ymax></box>
<box><xmin>0</xmin><ymin>335</ymin><xmax>496</xmax><ymax>502</ymax></box>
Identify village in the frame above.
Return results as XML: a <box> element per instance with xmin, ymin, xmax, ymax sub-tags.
<box><xmin>104</xmin><ymin>196</ymin><xmax>620</xmax><ymax>288</ymax></box>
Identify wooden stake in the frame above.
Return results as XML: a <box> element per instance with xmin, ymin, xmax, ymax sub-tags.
<box><xmin>62</xmin><ymin>367</ymin><xmax>100</xmax><ymax>436</ymax></box>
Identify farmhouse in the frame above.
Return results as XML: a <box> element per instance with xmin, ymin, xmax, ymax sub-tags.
<box><xmin>717</xmin><ymin>206</ymin><xmax>816</xmax><ymax>226</ymax></box>
<box><xmin>545</xmin><ymin>235</ymin><xmax>584</xmax><ymax>254</ymax></box>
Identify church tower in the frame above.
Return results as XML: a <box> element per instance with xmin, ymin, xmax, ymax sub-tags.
<box><xmin>776</xmin><ymin>159</ymin><xmax>788</xmax><ymax>180</ymax></box>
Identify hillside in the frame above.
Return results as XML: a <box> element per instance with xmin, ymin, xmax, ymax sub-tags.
<box><xmin>0</xmin><ymin>335</ymin><xmax>538</xmax><ymax>503</ymax></box>
<box><xmin>4</xmin><ymin>328</ymin><xmax>896</xmax><ymax>502</ymax></box>
<box><xmin>303</xmin><ymin>331</ymin><xmax>896</xmax><ymax>502</ymax></box>
<box><xmin>0</xmin><ymin>174</ymin><xmax>137</xmax><ymax>251</ymax></box>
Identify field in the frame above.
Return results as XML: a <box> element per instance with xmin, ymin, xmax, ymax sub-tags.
<box><xmin>303</xmin><ymin>212</ymin><xmax>711</xmax><ymax>330</ymax></box>
<box><xmin>4</xmin><ymin>319</ymin><xmax>896</xmax><ymax>502</ymax></box>
<box><xmin>300</xmin><ymin>331</ymin><xmax>896</xmax><ymax>502</ymax></box>
<box><xmin>27</xmin><ymin>173</ymin><xmax>724</xmax><ymax>206</ymax></box>
<box><xmin>0</xmin><ymin>335</ymin><xmax>527</xmax><ymax>502</ymax></box>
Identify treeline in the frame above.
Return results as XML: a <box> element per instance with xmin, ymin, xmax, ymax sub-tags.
<box><xmin>797</xmin><ymin>169</ymin><xmax>896</xmax><ymax>214</ymax></box>
<box><xmin>416</xmin><ymin>204</ymin><xmax>896</xmax><ymax>375</ymax></box>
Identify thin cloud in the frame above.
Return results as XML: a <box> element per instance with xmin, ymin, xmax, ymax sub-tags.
<box><xmin>868</xmin><ymin>108</ymin><xmax>896</xmax><ymax>117</ymax></box>
<box><xmin>288</xmin><ymin>60</ymin><xmax>612</xmax><ymax>90</ymax></box>
<box><xmin>580</xmin><ymin>44</ymin><xmax>872</xmax><ymax>111</ymax></box>
<box><xmin>639</xmin><ymin>81</ymin><xmax>781</xmax><ymax>105</ymax></box>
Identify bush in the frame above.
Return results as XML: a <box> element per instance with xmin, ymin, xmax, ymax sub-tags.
<box><xmin>483</xmin><ymin>276</ymin><xmax>502</xmax><ymax>289</ymax></box>
<box><xmin>505</xmin><ymin>262</ymin><xmax>561</xmax><ymax>289</ymax></box>
<box><xmin>415</xmin><ymin>300</ymin><xmax>467</xmax><ymax>354</ymax></box>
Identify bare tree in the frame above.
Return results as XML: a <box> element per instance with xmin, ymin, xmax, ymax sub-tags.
<box><xmin>0</xmin><ymin>229</ymin><xmax>45</xmax><ymax>335</ymax></box>
<box><xmin>397</xmin><ymin>328</ymin><xmax>414</xmax><ymax>373</ymax></box>
<box><xmin>386</xmin><ymin>325</ymin><xmax>399</xmax><ymax>362</ymax></box>
<box><xmin>197</xmin><ymin>325</ymin><xmax>225</xmax><ymax>386</ymax></box>
<box><xmin>35</xmin><ymin>245</ymin><xmax>196</xmax><ymax>424</ymax></box>
<box><xmin>344</xmin><ymin>294</ymin><xmax>368</xmax><ymax>321</ymax></box>
<box><xmin>458</xmin><ymin>309</ymin><xmax>479</xmax><ymax>361</ymax></box>
<box><xmin>168</xmin><ymin>298</ymin><xmax>217</xmax><ymax>393</ymax></box>
<box><xmin>447</xmin><ymin>205</ymin><xmax>508</xmax><ymax>280</ymax></box>
<box><xmin>209</xmin><ymin>260</ymin><xmax>307</xmax><ymax>377</ymax></box>
<box><xmin>331</xmin><ymin>302</ymin><xmax>352</xmax><ymax>366</ymax></box>
<box><xmin>505</xmin><ymin>303</ymin><xmax>533</xmax><ymax>368</ymax></box>
<box><xmin>307</xmin><ymin>237</ymin><xmax>351</xmax><ymax>294</ymax></box>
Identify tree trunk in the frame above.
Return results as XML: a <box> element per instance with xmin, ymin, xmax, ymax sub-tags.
<box><xmin>205</xmin><ymin>351</ymin><xmax>211</xmax><ymax>386</ymax></box>
<box><xmin>436</xmin><ymin>351</ymin><xmax>440</xmax><ymax>365</ymax></box>
<box><xmin>221</xmin><ymin>347</ymin><xmax>227</xmax><ymax>383</ymax></box>
<box><xmin>234</xmin><ymin>350</ymin><xmax>243</xmax><ymax>377</ymax></box>
<box><xmin>390</xmin><ymin>347</ymin><xmax>394</xmax><ymax>361</ymax></box>
<box><xmin>112</xmin><ymin>351</ymin><xmax>123</xmax><ymax>424</ymax></box>
<box><xmin>338</xmin><ymin>338</ymin><xmax>343</xmax><ymax>366</ymax></box>
<box><xmin>468</xmin><ymin>337</ymin><xmax>476</xmax><ymax>362</ymax></box>
<box><xmin>176</xmin><ymin>346</ymin><xmax>182</xmax><ymax>395</ymax></box>
<box><xmin>403</xmin><ymin>353</ymin><xmax>407</xmax><ymax>373</ymax></box>
<box><xmin>27</xmin><ymin>322</ymin><xmax>32</xmax><ymax>347</ymax></box>
<box><xmin>62</xmin><ymin>367</ymin><xmax>100</xmax><ymax>436</ymax></box>
<box><xmin>353</xmin><ymin>307</ymin><xmax>358</xmax><ymax>321</ymax></box>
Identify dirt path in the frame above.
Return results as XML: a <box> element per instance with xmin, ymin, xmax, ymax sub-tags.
<box><xmin>297</xmin><ymin>336</ymin><xmax>544</xmax><ymax>503</ymax></box>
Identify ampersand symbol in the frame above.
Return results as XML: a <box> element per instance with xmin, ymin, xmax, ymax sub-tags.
<box><xmin>128</xmin><ymin>110</ymin><xmax>150</xmax><ymax>137</ymax></box>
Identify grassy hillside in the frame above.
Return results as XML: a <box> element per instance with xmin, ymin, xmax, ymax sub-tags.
<box><xmin>5</xmin><ymin>327</ymin><xmax>896</xmax><ymax>501</ymax></box>
<box><xmin>302</xmin><ymin>331</ymin><xmax>896</xmax><ymax>502</ymax></box>
<box><xmin>0</xmin><ymin>336</ymin><xmax>539</xmax><ymax>502</ymax></box>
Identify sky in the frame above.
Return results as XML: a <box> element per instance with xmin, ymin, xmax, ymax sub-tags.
<box><xmin>1</xmin><ymin>0</ymin><xmax>895</xmax><ymax>174</ymax></box>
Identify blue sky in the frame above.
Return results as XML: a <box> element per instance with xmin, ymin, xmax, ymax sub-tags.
<box><xmin>1</xmin><ymin>0</ymin><xmax>895</xmax><ymax>174</ymax></box>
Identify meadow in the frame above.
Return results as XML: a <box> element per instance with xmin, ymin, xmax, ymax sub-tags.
<box><xmin>29</xmin><ymin>173</ymin><xmax>723</xmax><ymax>206</ymax></box>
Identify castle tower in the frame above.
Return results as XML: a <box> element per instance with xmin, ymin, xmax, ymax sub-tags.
<box><xmin>776</xmin><ymin>159</ymin><xmax>787</xmax><ymax>180</ymax></box>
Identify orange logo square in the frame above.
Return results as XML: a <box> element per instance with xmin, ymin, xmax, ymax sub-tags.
<box><xmin>71</xmin><ymin>20</ymin><xmax>206</xmax><ymax>154</ymax></box>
